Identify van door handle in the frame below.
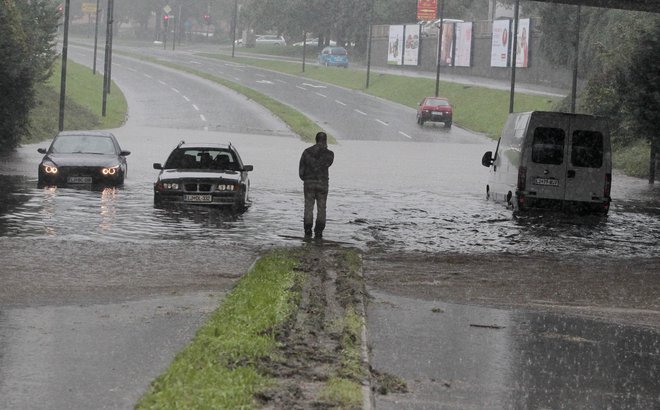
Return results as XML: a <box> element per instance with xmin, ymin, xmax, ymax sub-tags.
<box><xmin>567</xmin><ymin>170</ymin><xmax>576</xmax><ymax>178</ymax></box>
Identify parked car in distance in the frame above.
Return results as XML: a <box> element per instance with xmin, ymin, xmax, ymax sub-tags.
<box><xmin>318</xmin><ymin>46</ymin><xmax>349</xmax><ymax>67</ymax></box>
<box><xmin>153</xmin><ymin>141</ymin><xmax>253</xmax><ymax>211</ymax></box>
<box><xmin>255</xmin><ymin>35</ymin><xmax>286</xmax><ymax>46</ymax></box>
<box><xmin>417</xmin><ymin>96</ymin><xmax>453</xmax><ymax>128</ymax></box>
<box><xmin>37</xmin><ymin>131</ymin><xmax>130</xmax><ymax>187</ymax></box>
<box><xmin>292</xmin><ymin>38</ymin><xmax>337</xmax><ymax>47</ymax></box>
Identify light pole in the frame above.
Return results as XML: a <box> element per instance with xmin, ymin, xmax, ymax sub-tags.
<box><xmin>58</xmin><ymin>0</ymin><xmax>71</xmax><ymax>131</ymax></box>
<box><xmin>92</xmin><ymin>0</ymin><xmax>100</xmax><ymax>74</ymax></box>
<box><xmin>231</xmin><ymin>0</ymin><xmax>238</xmax><ymax>57</ymax></box>
<box><xmin>434</xmin><ymin>0</ymin><xmax>445</xmax><ymax>97</ymax></box>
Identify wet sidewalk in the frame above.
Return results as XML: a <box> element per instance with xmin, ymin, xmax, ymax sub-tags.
<box><xmin>366</xmin><ymin>289</ymin><xmax>660</xmax><ymax>409</ymax></box>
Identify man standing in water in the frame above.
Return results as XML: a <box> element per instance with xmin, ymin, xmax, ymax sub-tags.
<box><xmin>299</xmin><ymin>132</ymin><xmax>334</xmax><ymax>239</ymax></box>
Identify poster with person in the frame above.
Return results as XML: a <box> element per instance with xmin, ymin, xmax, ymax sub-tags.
<box><xmin>439</xmin><ymin>23</ymin><xmax>455</xmax><ymax>66</ymax></box>
<box><xmin>403</xmin><ymin>24</ymin><xmax>421</xmax><ymax>66</ymax></box>
<box><xmin>514</xmin><ymin>18</ymin><xmax>530</xmax><ymax>68</ymax></box>
<box><xmin>454</xmin><ymin>22</ymin><xmax>473</xmax><ymax>67</ymax></box>
<box><xmin>490</xmin><ymin>19</ymin><xmax>511</xmax><ymax>67</ymax></box>
<box><xmin>388</xmin><ymin>25</ymin><xmax>404</xmax><ymax>65</ymax></box>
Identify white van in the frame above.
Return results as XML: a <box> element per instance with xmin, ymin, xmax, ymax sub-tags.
<box><xmin>481</xmin><ymin>111</ymin><xmax>612</xmax><ymax>214</ymax></box>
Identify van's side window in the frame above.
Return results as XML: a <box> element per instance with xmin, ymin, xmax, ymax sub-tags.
<box><xmin>571</xmin><ymin>130</ymin><xmax>604</xmax><ymax>168</ymax></box>
<box><xmin>532</xmin><ymin>127</ymin><xmax>565</xmax><ymax>165</ymax></box>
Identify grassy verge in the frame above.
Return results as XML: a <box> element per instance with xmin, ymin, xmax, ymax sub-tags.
<box><xmin>200</xmin><ymin>52</ymin><xmax>559</xmax><ymax>139</ymax></box>
<box><xmin>136</xmin><ymin>247</ymin><xmax>372</xmax><ymax>409</ymax></box>
<box><xmin>136</xmin><ymin>249</ymin><xmax>303</xmax><ymax>409</ymax></box>
<box><xmin>24</xmin><ymin>60</ymin><xmax>127</xmax><ymax>144</ymax></box>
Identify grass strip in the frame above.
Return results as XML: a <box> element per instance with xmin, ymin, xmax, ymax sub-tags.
<box><xmin>135</xmin><ymin>249</ymin><xmax>303</xmax><ymax>410</ymax></box>
<box><xmin>25</xmin><ymin>60</ymin><xmax>127</xmax><ymax>144</ymax></box>
<box><xmin>199</xmin><ymin>52</ymin><xmax>560</xmax><ymax>139</ymax></box>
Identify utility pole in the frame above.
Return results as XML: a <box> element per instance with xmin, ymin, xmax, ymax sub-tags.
<box><xmin>58</xmin><ymin>0</ymin><xmax>71</xmax><ymax>131</ymax></box>
<box><xmin>434</xmin><ymin>0</ymin><xmax>445</xmax><ymax>97</ymax></box>
<box><xmin>570</xmin><ymin>6</ymin><xmax>581</xmax><ymax>114</ymax></box>
<box><xmin>92</xmin><ymin>0</ymin><xmax>100</xmax><ymax>74</ymax></box>
<box><xmin>508</xmin><ymin>0</ymin><xmax>520</xmax><ymax>114</ymax></box>
<box><xmin>102</xmin><ymin>0</ymin><xmax>114</xmax><ymax>116</ymax></box>
<box><xmin>231</xmin><ymin>0</ymin><xmax>238</xmax><ymax>57</ymax></box>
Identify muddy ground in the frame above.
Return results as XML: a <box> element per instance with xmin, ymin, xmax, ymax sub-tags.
<box><xmin>363</xmin><ymin>252</ymin><xmax>660</xmax><ymax>330</ymax></box>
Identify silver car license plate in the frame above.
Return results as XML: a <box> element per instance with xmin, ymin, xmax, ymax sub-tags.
<box><xmin>184</xmin><ymin>194</ymin><xmax>212</xmax><ymax>202</ymax></box>
<box><xmin>68</xmin><ymin>176</ymin><xmax>92</xmax><ymax>184</ymax></box>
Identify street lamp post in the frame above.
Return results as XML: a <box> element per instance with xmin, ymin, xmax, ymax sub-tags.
<box><xmin>58</xmin><ymin>0</ymin><xmax>71</xmax><ymax>131</ymax></box>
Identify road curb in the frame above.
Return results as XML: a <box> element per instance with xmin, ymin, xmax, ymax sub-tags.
<box><xmin>355</xmin><ymin>252</ymin><xmax>375</xmax><ymax>410</ymax></box>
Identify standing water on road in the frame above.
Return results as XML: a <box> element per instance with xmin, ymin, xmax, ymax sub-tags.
<box><xmin>0</xmin><ymin>129</ymin><xmax>658</xmax><ymax>257</ymax></box>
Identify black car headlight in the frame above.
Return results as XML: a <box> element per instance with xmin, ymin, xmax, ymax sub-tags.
<box><xmin>102</xmin><ymin>165</ymin><xmax>120</xmax><ymax>176</ymax></box>
<box><xmin>41</xmin><ymin>162</ymin><xmax>58</xmax><ymax>174</ymax></box>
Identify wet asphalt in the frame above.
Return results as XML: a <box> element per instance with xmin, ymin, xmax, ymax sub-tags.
<box><xmin>0</xmin><ymin>41</ymin><xmax>659</xmax><ymax>409</ymax></box>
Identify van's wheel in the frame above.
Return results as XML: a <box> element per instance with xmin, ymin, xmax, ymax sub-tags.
<box><xmin>486</xmin><ymin>185</ymin><xmax>490</xmax><ymax>200</ymax></box>
<box><xmin>506</xmin><ymin>191</ymin><xmax>513</xmax><ymax>208</ymax></box>
<box><xmin>444</xmin><ymin>121</ymin><xmax>452</xmax><ymax>128</ymax></box>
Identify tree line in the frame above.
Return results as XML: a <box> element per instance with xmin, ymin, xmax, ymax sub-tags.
<box><xmin>0</xmin><ymin>0</ymin><xmax>58</xmax><ymax>153</ymax></box>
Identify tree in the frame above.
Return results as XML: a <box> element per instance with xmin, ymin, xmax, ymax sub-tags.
<box><xmin>0</xmin><ymin>0</ymin><xmax>58</xmax><ymax>153</ymax></box>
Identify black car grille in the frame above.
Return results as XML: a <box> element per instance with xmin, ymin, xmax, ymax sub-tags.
<box><xmin>184</xmin><ymin>183</ymin><xmax>213</xmax><ymax>192</ymax></box>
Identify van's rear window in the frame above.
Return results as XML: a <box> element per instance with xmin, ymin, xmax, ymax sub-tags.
<box><xmin>532</xmin><ymin>127</ymin><xmax>565</xmax><ymax>165</ymax></box>
<box><xmin>571</xmin><ymin>131</ymin><xmax>604</xmax><ymax>168</ymax></box>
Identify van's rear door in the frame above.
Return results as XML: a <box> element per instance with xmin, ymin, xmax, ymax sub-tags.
<box><xmin>525</xmin><ymin>113</ymin><xmax>569</xmax><ymax>202</ymax></box>
<box><xmin>564</xmin><ymin>116</ymin><xmax>609</xmax><ymax>203</ymax></box>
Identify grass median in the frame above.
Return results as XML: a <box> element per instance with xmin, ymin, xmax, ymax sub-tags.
<box><xmin>136</xmin><ymin>246</ymin><xmax>370</xmax><ymax>410</ymax></box>
<box><xmin>25</xmin><ymin>60</ymin><xmax>127</xmax><ymax>145</ymax></box>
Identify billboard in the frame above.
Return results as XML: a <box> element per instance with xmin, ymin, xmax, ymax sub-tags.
<box><xmin>514</xmin><ymin>18</ymin><xmax>530</xmax><ymax>68</ymax></box>
<box><xmin>388</xmin><ymin>25</ymin><xmax>404</xmax><ymax>65</ymax></box>
<box><xmin>403</xmin><ymin>24</ymin><xmax>421</xmax><ymax>66</ymax></box>
<box><xmin>491</xmin><ymin>19</ymin><xmax>511</xmax><ymax>67</ymax></box>
<box><xmin>454</xmin><ymin>22</ymin><xmax>473</xmax><ymax>67</ymax></box>
<box><xmin>439</xmin><ymin>23</ymin><xmax>455</xmax><ymax>66</ymax></box>
<box><xmin>417</xmin><ymin>0</ymin><xmax>437</xmax><ymax>21</ymax></box>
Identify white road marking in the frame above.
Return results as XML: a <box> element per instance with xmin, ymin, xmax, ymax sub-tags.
<box><xmin>354</xmin><ymin>109</ymin><xmax>367</xmax><ymax>116</ymax></box>
<box><xmin>127</xmin><ymin>67</ymin><xmax>137</xmax><ymax>72</ymax></box>
<box><xmin>316</xmin><ymin>92</ymin><xmax>327</xmax><ymax>98</ymax></box>
<box><xmin>192</xmin><ymin>104</ymin><xmax>199</xmax><ymax>111</ymax></box>
<box><xmin>144</xmin><ymin>74</ymin><xmax>152</xmax><ymax>79</ymax></box>
<box><xmin>375</xmin><ymin>119</ymin><xmax>389</xmax><ymax>126</ymax></box>
<box><xmin>190</xmin><ymin>60</ymin><xmax>202</xmax><ymax>65</ymax></box>
<box><xmin>296</xmin><ymin>85</ymin><xmax>307</xmax><ymax>91</ymax></box>
<box><xmin>255</xmin><ymin>73</ymin><xmax>266</xmax><ymax>77</ymax></box>
<box><xmin>256</xmin><ymin>80</ymin><xmax>274</xmax><ymax>84</ymax></box>
<box><xmin>158</xmin><ymin>80</ymin><xmax>167</xmax><ymax>86</ymax></box>
<box><xmin>398</xmin><ymin>131</ymin><xmax>412</xmax><ymax>139</ymax></box>
<box><xmin>335</xmin><ymin>100</ymin><xmax>346</xmax><ymax>106</ymax></box>
<box><xmin>200</xmin><ymin>114</ymin><xmax>207</xmax><ymax>122</ymax></box>
<box><xmin>234</xmin><ymin>77</ymin><xmax>241</xmax><ymax>81</ymax></box>
<box><xmin>302</xmin><ymin>83</ymin><xmax>327</xmax><ymax>88</ymax></box>
<box><xmin>275</xmin><ymin>79</ymin><xmax>287</xmax><ymax>84</ymax></box>
<box><xmin>171</xmin><ymin>88</ymin><xmax>180</xmax><ymax>94</ymax></box>
<box><xmin>183</xmin><ymin>96</ymin><xmax>190</xmax><ymax>102</ymax></box>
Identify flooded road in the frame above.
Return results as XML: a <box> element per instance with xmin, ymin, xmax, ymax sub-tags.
<box><xmin>1</xmin><ymin>127</ymin><xmax>658</xmax><ymax>257</ymax></box>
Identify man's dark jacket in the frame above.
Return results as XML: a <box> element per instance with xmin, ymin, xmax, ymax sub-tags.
<box><xmin>299</xmin><ymin>143</ymin><xmax>334</xmax><ymax>182</ymax></box>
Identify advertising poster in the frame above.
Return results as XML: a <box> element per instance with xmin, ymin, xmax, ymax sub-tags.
<box><xmin>403</xmin><ymin>24</ymin><xmax>421</xmax><ymax>66</ymax></box>
<box><xmin>454</xmin><ymin>22</ymin><xmax>472</xmax><ymax>67</ymax></box>
<box><xmin>491</xmin><ymin>19</ymin><xmax>511</xmax><ymax>67</ymax></box>
<box><xmin>417</xmin><ymin>0</ymin><xmax>437</xmax><ymax>21</ymax></box>
<box><xmin>514</xmin><ymin>18</ymin><xmax>530</xmax><ymax>68</ymax></box>
<box><xmin>387</xmin><ymin>25</ymin><xmax>404</xmax><ymax>65</ymax></box>
<box><xmin>439</xmin><ymin>23</ymin><xmax>455</xmax><ymax>67</ymax></box>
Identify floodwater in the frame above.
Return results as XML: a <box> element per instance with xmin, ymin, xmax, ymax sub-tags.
<box><xmin>0</xmin><ymin>127</ymin><xmax>658</xmax><ymax>257</ymax></box>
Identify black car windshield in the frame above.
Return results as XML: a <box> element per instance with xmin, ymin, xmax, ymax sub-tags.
<box><xmin>51</xmin><ymin>135</ymin><xmax>117</xmax><ymax>155</ymax></box>
<box><xmin>330</xmin><ymin>48</ymin><xmax>347</xmax><ymax>55</ymax></box>
<box><xmin>165</xmin><ymin>148</ymin><xmax>238</xmax><ymax>170</ymax></box>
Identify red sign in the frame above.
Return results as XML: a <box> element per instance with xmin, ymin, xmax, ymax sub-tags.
<box><xmin>417</xmin><ymin>0</ymin><xmax>437</xmax><ymax>21</ymax></box>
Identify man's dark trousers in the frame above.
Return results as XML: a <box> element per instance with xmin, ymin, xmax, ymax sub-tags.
<box><xmin>303</xmin><ymin>180</ymin><xmax>328</xmax><ymax>237</ymax></box>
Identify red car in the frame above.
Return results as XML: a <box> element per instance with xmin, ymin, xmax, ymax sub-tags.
<box><xmin>417</xmin><ymin>96</ymin><xmax>453</xmax><ymax>128</ymax></box>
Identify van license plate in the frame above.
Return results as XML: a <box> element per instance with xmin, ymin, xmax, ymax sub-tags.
<box><xmin>184</xmin><ymin>194</ymin><xmax>212</xmax><ymax>202</ymax></box>
<box><xmin>534</xmin><ymin>177</ymin><xmax>559</xmax><ymax>187</ymax></box>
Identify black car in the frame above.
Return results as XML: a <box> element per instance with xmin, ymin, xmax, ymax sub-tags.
<box><xmin>153</xmin><ymin>142</ymin><xmax>253</xmax><ymax>211</ymax></box>
<box><xmin>37</xmin><ymin>131</ymin><xmax>130</xmax><ymax>187</ymax></box>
